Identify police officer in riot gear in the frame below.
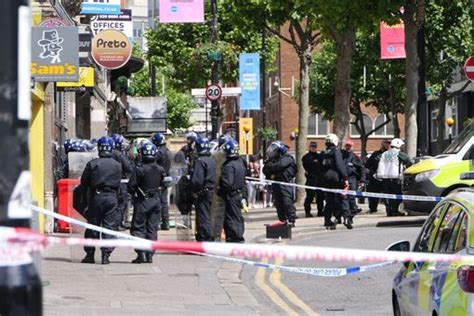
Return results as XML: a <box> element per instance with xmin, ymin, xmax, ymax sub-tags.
<box><xmin>60</xmin><ymin>138</ymin><xmax>85</xmax><ymax>179</ymax></box>
<box><xmin>341</xmin><ymin>139</ymin><xmax>366</xmax><ymax>228</ymax></box>
<box><xmin>218</xmin><ymin>140</ymin><xmax>246</xmax><ymax>243</ymax></box>
<box><xmin>365</xmin><ymin>139</ymin><xmax>391</xmax><ymax>213</ymax></box>
<box><xmin>320</xmin><ymin>134</ymin><xmax>348</xmax><ymax>230</ymax></box>
<box><xmin>111</xmin><ymin>134</ymin><xmax>134</xmax><ymax>230</ymax></box>
<box><xmin>302</xmin><ymin>141</ymin><xmax>324</xmax><ymax>218</ymax></box>
<box><xmin>80</xmin><ymin>136</ymin><xmax>122</xmax><ymax>264</ymax></box>
<box><xmin>262</xmin><ymin>141</ymin><xmax>297</xmax><ymax>227</ymax></box>
<box><xmin>152</xmin><ymin>133</ymin><xmax>172</xmax><ymax>230</ymax></box>
<box><xmin>191</xmin><ymin>137</ymin><xmax>216</xmax><ymax>241</ymax></box>
<box><xmin>128</xmin><ymin>143</ymin><xmax>166</xmax><ymax>263</ymax></box>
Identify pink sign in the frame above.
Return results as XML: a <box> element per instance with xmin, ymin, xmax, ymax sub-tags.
<box><xmin>159</xmin><ymin>0</ymin><xmax>204</xmax><ymax>23</ymax></box>
<box><xmin>380</xmin><ymin>21</ymin><xmax>406</xmax><ymax>59</ymax></box>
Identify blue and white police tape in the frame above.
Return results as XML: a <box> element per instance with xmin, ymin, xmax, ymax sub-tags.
<box><xmin>246</xmin><ymin>177</ymin><xmax>443</xmax><ymax>202</ymax></box>
<box><xmin>190</xmin><ymin>252</ymin><xmax>396</xmax><ymax>277</ymax></box>
<box><xmin>30</xmin><ymin>205</ymin><xmax>474</xmax><ymax>265</ymax></box>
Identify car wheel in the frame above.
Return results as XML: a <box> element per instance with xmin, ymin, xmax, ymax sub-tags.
<box><xmin>392</xmin><ymin>292</ymin><xmax>401</xmax><ymax>316</ymax></box>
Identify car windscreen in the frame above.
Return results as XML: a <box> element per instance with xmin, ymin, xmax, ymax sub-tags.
<box><xmin>443</xmin><ymin>122</ymin><xmax>473</xmax><ymax>154</ymax></box>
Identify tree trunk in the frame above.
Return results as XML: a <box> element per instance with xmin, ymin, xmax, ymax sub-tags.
<box><xmin>295</xmin><ymin>50</ymin><xmax>312</xmax><ymax>204</ymax></box>
<box><xmin>332</xmin><ymin>27</ymin><xmax>356</xmax><ymax>142</ymax></box>
<box><xmin>404</xmin><ymin>1</ymin><xmax>420</xmax><ymax>157</ymax></box>
<box><xmin>392</xmin><ymin>113</ymin><xmax>401</xmax><ymax>138</ymax></box>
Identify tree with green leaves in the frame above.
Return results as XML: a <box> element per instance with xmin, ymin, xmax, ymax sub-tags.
<box><xmin>146</xmin><ymin>0</ymin><xmax>277</xmax><ymax>92</ymax></box>
<box><xmin>310</xmin><ymin>32</ymin><xmax>405</xmax><ymax>159</ymax></box>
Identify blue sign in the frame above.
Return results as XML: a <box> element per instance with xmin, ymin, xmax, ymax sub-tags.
<box><xmin>239</xmin><ymin>53</ymin><xmax>260</xmax><ymax>110</ymax></box>
<box><xmin>81</xmin><ymin>0</ymin><xmax>121</xmax><ymax>15</ymax></box>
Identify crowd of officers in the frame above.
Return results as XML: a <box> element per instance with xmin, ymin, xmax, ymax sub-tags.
<box><xmin>302</xmin><ymin>134</ymin><xmax>412</xmax><ymax>230</ymax></box>
<box><xmin>67</xmin><ymin>132</ymin><xmax>248</xmax><ymax>265</ymax></box>
<box><xmin>63</xmin><ymin>130</ymin><xmax>411</xmax><ymax>264</ymax></box>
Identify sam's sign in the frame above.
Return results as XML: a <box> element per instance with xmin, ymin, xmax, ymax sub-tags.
<box><xmin>31</xmin><ymin>27</ymin><xmax>79</xmax><ymax>82</ymax></box>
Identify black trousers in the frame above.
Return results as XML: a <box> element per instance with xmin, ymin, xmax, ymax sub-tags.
<box><xmin>382</xmin><ymin>179</ymin><xmax>402</xmax><ymax>215</ymax></box>
<box><xmin>323</xmin><ymin>182</ymin><xmax>343</xmax><ymax>223</ymax></box>
<box><xmin>273</xmin><ymin>183</ymin><xmax>297</xmax><ymax>223</ymax></box>
<box><xmin>303</xmin><ymin>179</ymin><xmax>324</xmax><ymax>214</ymax></box>
<box><xmin>131</xmin><ymin>195</ymin><xmax>161</xmax><ymax>255</ymax></box>
<box><xmin>367</xmin><ymin>176</ymin><xmax>383</xmax><ymax>212</ymax></box>
<box><xmin>159</xmin><ymin>188</ymin><xmax>169</xmax><ymax>225</ymax></box>
<box><xmin>223</xmin><ymin>194</ymin><xmax>245</xmax><ymax>243</ymax></box>
<box><xmin>84</xmin><ymin>192</ymin><xmax>119</xmax><ymax>256</ymax></box>
<box><xmin>340</xmin><ymin>177</ymin><xmax>358</xmax><ymax>218</ymax></box>
<box><xmin>117</xmin><ymin>183</ymin><xmax>129</xmax><ymax>224</ymax></box>
<box><xmin>195</xmin><ymin>191</ymin><xmax>214</xmax><ymax>241</ymax></box>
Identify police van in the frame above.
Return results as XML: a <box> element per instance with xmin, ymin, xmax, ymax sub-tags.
<box><xmin>402</xmin><ymin>121</ymin><xmax>474</xmax><ymax>214</ymax></box>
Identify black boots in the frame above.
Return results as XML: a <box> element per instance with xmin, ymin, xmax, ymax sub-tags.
<box><xmin>146</xmin><ymin>253</ymin><xmax>153</xmax><ymax>263</ymax></box>
<box><xmin>132</xmin><ymin>252</ymin><xmax>147</xmax><ymax>264</ymax></box>
<box><xmin>324</xmin><ymin>220</ymin><xmax>336</xmax><ymax>230</ymax></box>
<box><xmin>81</xmin><ymin>253</ymin><xmax>95</xmax><ymax>264</ymax></box>
<box><xmin>305</xmin><ymin>212</ymin><xmax>314</xmax><ymax>218</ymax></box>
<box><xmin>101</xmin><ymin>254</ymin><xmax>110</xmax><ymax>265</ymax></box>
<box><xmin>343</xmin><ymin>217</ymin><xmax>353</xmax><ymax>230</ymax></box>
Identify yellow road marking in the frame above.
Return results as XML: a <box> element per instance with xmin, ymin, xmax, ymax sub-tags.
<box><xmin>270</xmin><ymin>257</ymin><xmax>319</xmax><ymax>316</ymax></box>
<box><xmin>255</xmin><ymin>258</ymin><xmax>299</xmax><ymax>315</ymax></box>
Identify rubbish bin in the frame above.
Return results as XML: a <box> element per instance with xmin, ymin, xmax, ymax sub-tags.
<box><xmin>56</xmin><ymin>178</ymin><xmax>80</xmax><ymax>233</ymax></box>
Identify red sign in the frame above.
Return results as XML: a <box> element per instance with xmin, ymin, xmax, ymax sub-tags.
<box><xmin>380</xmin><ymin>21</ymin><xmax>406</xmax><ymax>59</ymax></box>
<box><xmin>464</xmin><ymin>56</ymin><xmax>474</xmax><ymax>81</ymax></box>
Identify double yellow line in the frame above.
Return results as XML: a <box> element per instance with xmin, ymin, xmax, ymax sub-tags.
<box><xmin>255</xmin><ymin>257</ymin><xmax>319</xmax><ymax>315</ymax></box>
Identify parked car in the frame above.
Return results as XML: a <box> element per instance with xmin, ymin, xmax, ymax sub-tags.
<box><xmin>389</xmin><ymin>183</ymin><xmax>474</xmax><ymax>315</ymax></box>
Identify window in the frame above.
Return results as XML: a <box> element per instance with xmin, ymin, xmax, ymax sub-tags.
<box><xmin>448</xmin><ymin>212</ymin><xmax>467</xmax><ymax>253</ymax></box>
<box><xmin>432</xmin><ymin>204</ymin><xmax>465</xmax><ymax>253</ymax></box>
<box><xmin>307</xmin><ymin>114</ymin><xmax>329</xmax><ymax>136</ymax></box>
<box><xmin>350</xmin><ymin>114</ymin><xmax>372</xmax><ymax>137</ymax></box>
<box><xmin>445</xmin><ymin>98</ymin><xmax>459</xmax><ymax>139</ymax></box>
<box><xmin>431</xmin><ymin>109</ymin><xmax>439</xmax><ymax>142</ymax></box>
<box><xmin>373</xmin><ymin>114</ymin><xmax>394</xmax><ymax>136</ymax></box>
<box><xmin>414</xmin><ymin>203</ymin><xmax>445</xmax><ymax>252</ymax></box>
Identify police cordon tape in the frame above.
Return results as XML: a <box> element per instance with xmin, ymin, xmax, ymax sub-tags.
<box><xmin>0</xmin><ymin>225</ymin><xmax>395</xmax><ymax>277</ymax></box>
<box><xmin>27</xmin><ymin>205</ymin><xmax>474</xmax><ymax>267</ymax></box>
<box><xmin>246</xmin><ymin>177</ymin><xmax>443</xmax><ymax>202</ymax></box>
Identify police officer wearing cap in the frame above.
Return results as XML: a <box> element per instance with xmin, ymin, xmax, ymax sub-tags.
<box><xmin>218</xmin><ymin>140</ymin><xmax>246</xmax><ymax>243</ymax></box>
<box><xmin>80</xmin><ymin>136</ymin><xmax>122</xmax><ymax>264</ymax></box>
<box><xmin>302</xmin><ymin>141</ymin><xmax>324</xmax><ymax>218</ymax></box>
<box><xmin>341</xmin><ymin>139</ymin><xmax>366</xmax><ymax>228</ymax></box>
<box><xmin>262</xmin><ymin>141</ymin><xmax>298</xmax><ymax>227</ymax></box>
<box><xmin>376</xmin><ymin>138</ymin><xmax>412</xmax><ymax>216</ymax></box>
<box><xmin>128</xmin><ymin>143</ymin><xmax>166</xmax><ymax>263</ymax></box>
<box><xmin>111</xmin><ymin>134</ymin><xmax>134</xmax><ymax>230</ymax></box>
<box><xmin>152</xmin><ymin>133</ymin><xmax>172</xmax><ymax>230</ymax></box>
<box><xmin>191</xmin><ymin>137</ymin><xmax>216</xmax><ymax>241</ymax></box>
<box><xmin>320</xmin><ymin>134</ymin><xmax>348</xmax><ymax>230</ymax></box>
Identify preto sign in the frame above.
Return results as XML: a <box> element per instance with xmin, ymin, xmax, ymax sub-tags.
<box><xmin>31</xmin><ymin>27</ymin><xmax>79</xmax><ymax>82</ymax></box>
<box><xmin>90</xmin><ymin>9</ymin><xmax>133</xmax><ymax>42</ymax></box>
<box><xmin>91</xmin><ymin>29</ymin><xmax>131</xmax><ymax>69</ymax></box>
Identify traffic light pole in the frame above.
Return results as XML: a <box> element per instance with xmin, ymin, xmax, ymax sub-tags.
<box><xmin>210</xmin><ymin>0</ymin><xmax>220</xmax><ymax>140</ymax></box>
<box><xmin>0</xmin><ymin>1</ymin><xmax>42</xmax><ymax>314</ymax></box>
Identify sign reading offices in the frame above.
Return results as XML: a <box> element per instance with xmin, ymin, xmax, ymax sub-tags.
<box><xmin>91</xmin><ymin>9</ymin><xmax>133</xmax><ymax>42</ymax></box>
<box><xmin>92</xmin><ymin>29</ymin><xmax>131</xmax><ymax>69</ymax></box>
<box><xmin>31</xmin><ymin>27</ymin><xmax>79</xmax><ymax>82</ymax></box>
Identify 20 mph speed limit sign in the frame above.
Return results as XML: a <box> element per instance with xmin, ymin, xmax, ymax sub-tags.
<box><xmin>206</xmin><ymin>84</ymin><xmax>222</xmax><ymax>101</ymax></box>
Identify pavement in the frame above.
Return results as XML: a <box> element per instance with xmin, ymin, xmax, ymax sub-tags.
<box><xmin>40</xmin><ymin>203</ymin><xmax>427</xmax><ymax>315</ymax></box>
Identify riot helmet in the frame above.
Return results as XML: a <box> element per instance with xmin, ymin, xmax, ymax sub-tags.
<box><xmin>97</xmin><ymin>136</ymin><xmax>115</xmax><ymax>157</ymax></box>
